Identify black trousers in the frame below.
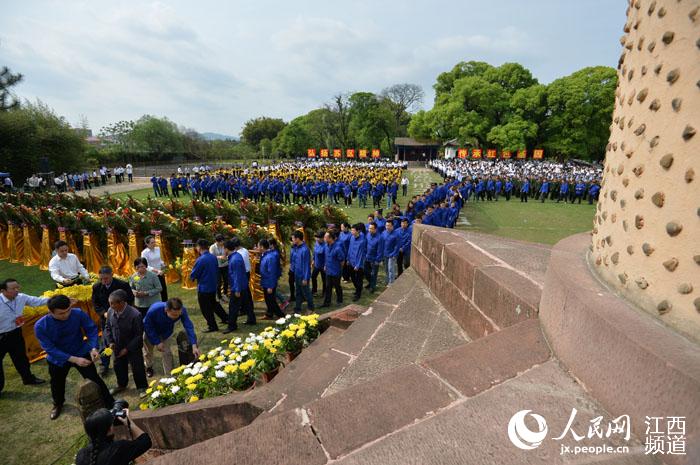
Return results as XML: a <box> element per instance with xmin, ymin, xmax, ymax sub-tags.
<box><xmin>113</xmin><ymin>349</ymin><xmax>148</xmax><ymax>390</ymax></box>
<box><xmin>342</xmin><ymin>263</ymin><xmax>352</xmax><ymax>282</ymax></box>
<box><xmin>217</xmin><ymin>267</ymin><xmax>229</xmax><ymax>299</ymax></box>
<box><xmin>263</xmin><ymin>288</ymin><xmax>285</xmax><ymax>318</ymax></box>
<box><xmin>397</xmin><ymin>251</ymin><xmax>411</xmax><ymax>276</ymax></box>
<box><xmin>312</xmin><ymin>267</ymin><xmax>326</xmax><ymax>295</ymax></box>
<box><xmin>324</xmin><ymin>275</ymin><xmax>343</xmax><ymax>305</ymax></box>
<box><xmin>48</xmin><ymin>359</ymin><xmax>114</xmax><ymax>407</ymax></box>
<box><xmin>351</xmin><ymin>267</ymin><xmax>364</xmax><ymax>299</ymax></box>
<box><xmin>228</xmin><ymin>288</ymin><xmax>256</xmax><ymax>329</ymax></box>
<box><xmin>0</xmin><ymin>328</ymin><xmax>34</xmax><ymax>392</ymax></box>
<box><xmin>158</xmin><ymin>274</ymin><xmax>168</xmax><ymax>302</ymax></box>
<box><xmin>288</xmin><ymin>272</ymin><xmax>296</xmax><ymax>301</ymax></box>
<box><xmin>198</xmin><ymin>291</ymin><xmax>228</xmax><ymax>330</ymax></box>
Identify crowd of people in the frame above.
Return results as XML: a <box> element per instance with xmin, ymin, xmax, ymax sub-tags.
<box><xmin>24</xmin><ymin>164</ymin><xmax>136</xmax><ymax>193</ymax></box>
<box><xmin>148</xmin><ymin>160</ymin><xmax>410</xmax><ymax>207</ymax></box>
<box><xmin>430</xmin><ymin>159</ymin><xmax>604</xmax><ymax>204</ymax></box>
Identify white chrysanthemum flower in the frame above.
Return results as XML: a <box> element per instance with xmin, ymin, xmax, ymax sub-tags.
<box><xmin>294</xmin><ymin>313</ymin><xmax>301</xmax><ymax>318</ymax></box>
<box><xmin>275</xmin><ymin>318</ymin><xmax>286</xmax><ymax>325</ymax></box>
<box><xmin>183</xmin><ymin>368</ymin><xmax>193</xmax><ymax>376</ymax></box>
<box><xmin>194</xmin><ymin>362</ymin><xmax>202</xmax><ymax>369</ymax></box>
<box><xmin>240</xmin><ymin>350</ymin><xmax>248</xmax><ymax>357</ymax></box>
<box><xmin>235</xmin><ymin>355</ymin><xmax>242</xmax><ymax>362</ymax></box>
<box><xmin>171</xmin><ymin>386</ymin><xmax>180</xmax><ymax>394</ymax></box>
<box><xmin>234</xmin><ymin>338</ymin><xmax>241</xmax><ymax>344</ymax></box>
<box><xmin>151</xmin><ymin>391</ymin><xmax>161</xmax><ymax>399</ymax></box>
<box><xmin>215</xmin><ymin>370</ymin><xmax>226</xmax><ymax>378</ymax></box>
<box><xmin>285</xmin><ymin>315</ymin><xmax>292</xmax><ymax>320</ymax></box>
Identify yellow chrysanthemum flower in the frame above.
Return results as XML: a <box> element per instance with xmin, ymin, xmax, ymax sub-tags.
<box><xmin>139</xmin><ymin>403</ymin><xmax>149</xmax><ymax>410</ymax></box>
<box><xmin>189</xmin><ymin>396</ymin><xmax>199</xmax><ymax>403</ymax></box>
<box><xmin>186</xmin><ymin>383</ymin><xmax>197</xmax><ymax>390</ymax></box>
<box><xmin>296</xmin><ymin>328</ymin><xmax>306</xmax><ymax>337</ymax></box>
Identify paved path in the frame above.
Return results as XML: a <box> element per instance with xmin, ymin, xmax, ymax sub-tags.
<box><xmin>74</xmin><ymin>177</ymin><xmax>151</xmax><ymax>197</ymax></box>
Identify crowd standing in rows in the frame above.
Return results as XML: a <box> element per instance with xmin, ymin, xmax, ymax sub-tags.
<box><xmin>430</xmin><ymin>159</ymin><xmax>603</xmax><ymax>204</ymax></box>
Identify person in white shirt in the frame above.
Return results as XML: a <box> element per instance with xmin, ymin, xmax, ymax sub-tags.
<box><xmin>125</xmin><ymin>163</ymin><xmax>133</xmax><ymax>182</ymax></box>
<box><xmin>48</xmin><ymin>241</ymin><xmax>90</xmax><ymax>286</ymax></box>
<box><xmin>0</xmin><ymin>278</ymin><xmax>54</xmax><ymax>393</ymax></box>
<box><xmin>209</xmin><ymin>234</ymin><xmax>229</xmax><ymax>301</ymax></box>
<box><xmin>401</xmin><ymin>176</ymin><xmax>409</xmax><ymax>196</ymax></box>
<box><xmin>141</xmin><ymin>235</ymin><xmax>168</xmax><ymax>301</ymax></box>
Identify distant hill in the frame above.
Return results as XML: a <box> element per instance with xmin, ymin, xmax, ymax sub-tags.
<box><xmin>200</xmin><ymin>132</ymin><xmax>238</xmax><ymax>141</ymax></box>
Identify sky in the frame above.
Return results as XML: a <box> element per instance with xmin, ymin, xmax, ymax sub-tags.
<box><xmin>1</xmin><ymin>0</ymin><xmax>626</xmax><ymax>137</ymax></box>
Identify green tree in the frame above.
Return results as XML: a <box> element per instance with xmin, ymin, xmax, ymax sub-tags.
<box><xmin>380</xmin><ymin>83</ymin><xmax>423</xmax><ymax>138</ymax></box>
<box><xmin>0</xmin><ymin>101</ymin><xmax>85</xmax><ymax>181</ymax></box>
<box><xmin>272</xmin><ymin>115</ymin><xmax>313</xmax><ymax>157</ymax></box>
<box><xmin>241</xmin><ymin>117</ymin><xmax>286</xmax><ymax>150</ymax></box>
<box><xmin>543</xmin><ymin>66</ymin><xmax>617</xmax><ymax>160</ymax></box>
<box><xmin>0</xmin><ymin>66</ymin><xmax>23</xmax><ymax>111</ymax></box>
<box><xmin>125</xmin><ymin>115</ymin><xmax>184</xmax><ymax>160</ymax></box>
<box><xmin>433</xmin><ymin>61</ymin><xmax>493</xmax><ymax>103</ymax></box>
<box><xmin>348</xmin><ymin>92</ymin><xmax>394</xmax><ymax>150</ymax></box>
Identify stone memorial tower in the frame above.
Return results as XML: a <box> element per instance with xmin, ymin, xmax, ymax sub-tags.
<box><xmin>590</xmin><ymin>0</ymin><xmax>699</xmax><ymax>343</ymax></box>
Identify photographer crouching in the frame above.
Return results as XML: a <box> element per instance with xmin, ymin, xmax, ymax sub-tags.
<box><xmin>75</xmin><ymin>402</ymin><xmax>152</xmax><ymax>465</ymax></box>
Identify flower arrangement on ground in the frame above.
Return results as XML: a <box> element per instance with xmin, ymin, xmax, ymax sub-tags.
<box><xmin>140</xmin><ymin>313</ymin><xmax>320</xmax><ymax>410</ymax></box>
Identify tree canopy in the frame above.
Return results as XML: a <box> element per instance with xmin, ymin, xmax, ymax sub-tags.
<box><xmin>0</xmin><ymin>101</ymin><xmax>86</xmax><ymax>181</ymax></box>
<box><xmin>241</xmin><ymin>117</ymin><xmax>287</xmax><ymax>150</ymax></box>
<box><xmin>409</xmin><ymin>60</ymin><xmax>616</xmax><ymax>160</ymax></box>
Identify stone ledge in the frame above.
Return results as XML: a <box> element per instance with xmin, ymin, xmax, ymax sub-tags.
<box><xmin>411</xmin><ymin>224</ymin><xmax>542</xmax><ymax>338</ymax></box>
<box><xmin>539</xmin><ymin>233</ymin><xmax>700</xmax><ymax>465</ymax></box>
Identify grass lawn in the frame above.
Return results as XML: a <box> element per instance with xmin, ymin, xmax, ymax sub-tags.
<box><xmin>457</xmin><ymin>198</ymin><xmax>596</xmax><ymax>245</ymax></box>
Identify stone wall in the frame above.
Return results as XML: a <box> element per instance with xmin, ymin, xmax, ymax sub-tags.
<box><xmin>410</xmin><ymin>225</ymin><xmax>541</xmax><ymax>339</ymax></box>
<box><xmin>591</xmin><ymin>0</ymin><xmax>699</xmax><ymax>343</ymax></box>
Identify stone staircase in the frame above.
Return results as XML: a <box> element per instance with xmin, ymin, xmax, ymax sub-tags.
<box><xmin>137</xmin><ymin>226</ymin><xmax>698</xmax><ymax>464</ymax></box>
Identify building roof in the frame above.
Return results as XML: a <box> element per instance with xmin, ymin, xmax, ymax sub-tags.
<box><xmin>394</xmin><ymin>137</ymin><xmax>440</xmax><ymax>147</ymax></box>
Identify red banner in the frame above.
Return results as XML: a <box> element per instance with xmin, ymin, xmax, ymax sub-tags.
<box><xmin>501</xmin><ymin>150</ymin><xmax>512</xmax><ymax>159</ymax></box>
<box><xmin>359</xmin><ymin>149</ymin><xmax>368</xmax><ymax>159</ymax></box>
<box><xmin>346</xmin><ymin>149</ymin><xmax>355</xmax><ymax>158</ymax></box>
<box><xmin>517</xmin><ymin>149</ymin><xmax>527</xmax><ymax>159</ymax></box>
<box><xmin>458</xmin><ymin>148</ymin><xmax>468</xmax><ymax>159</ymax></box>
<box><xmin>333</xmin><ymin>149</ymin><xmax>342</xmax><ymax>159</ymax></box>
<box><xmin>533</xmin><ymin>149</ymin><xmax>544</xmax><ymax>159</ymax></box>
<box><xmin>307</xmin><ymin>148</ymin><xmax>316</xmax><ymax>158</ymax></box>
<box><xmin>487</xmin><ymin>149</ymin><xmax>497</xmax><ymax>159</ymax></box>
<box><xmin>471</xmin><ymin>148</ymin><xmax>482</xmax><ymax>159</ymax></box>
<box><xmin>371</xmin><ymin>149</ymin><xmax>380</xmax><ymax>159</ymax></box>
<box><xmin>320</xmin><ymin>148</ymin><xmax>329</xmax><ymax>158</ymax></box>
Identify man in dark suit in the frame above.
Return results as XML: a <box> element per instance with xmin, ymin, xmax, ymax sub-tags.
<box><xmin>91</xmin><ymin>266</ymin><xmax>134</xmax><ymax>376</ymax></box>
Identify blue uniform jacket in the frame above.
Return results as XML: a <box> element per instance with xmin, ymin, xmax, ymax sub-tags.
<box><xmin>382</xmin><ymin>230</ymin><xmax>399</xmax><ymax>258</ymax></box>
<box><xmin>190</xmin><ymin>251</ymin><xmax>219</xmax><ymax>293</ymax></box>
<box><xmin>228</xmin><ymin>252</ymin><xmax>249</xmax><ymax>293</ymax></box>
<box><xmin>291</xmin><ymin>243</ymin><xmax>311</xmax><ymax>281</ymax></box>
<box><xmin>144</xmin><ymin>302</ymin><xmax>197</xmax><ymax>345</ymax></box>
<box><xmin>347</xmin><ymin>235</ymin><xmax>367</xmax><ymax>269</ymax></box>
<box><xmin>260</xmin><ymin>250</ymin><xmax>280</xmax><ymax>289</ymax></box>
<box><xmin>35</xmin><ymin>309</ymin><xmax>98</xmax><ymax>366</ymax></box>
<box><xmin>325</xmin><ymin>242</ymin><xmax>345</xmax><ymax>277</ymax></box>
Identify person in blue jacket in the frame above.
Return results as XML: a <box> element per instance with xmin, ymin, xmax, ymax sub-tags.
<box><xmin>520</xmin><ymin>178</ymin><xmax>530</xmax><ymax>202</ymax></box>
<box><xmin>35</xmin><ymin>295</ymin><xmax>115</xmax><ymax>419</ymax></box>
<box><xmin>397</xmin><ymin>217</ymin><xmax>412</xmax><ymax>276</ymax></box>
<box><xmin>158</xmin><ymin>176</ymin><xmax>168</xmax><ymax>197</ymax></box>
<box><xmin>143</xmin><ymin>298</ymin><xmax>200</xmax><ymax>377</ymax></box>
<box><xmin>382</xmin><ymin>221</ymin><xmax>399</xmax><ymax>285</ymax></box>
<box><xmin>504</xmin><ymin>179</ymin><xmax>513</xmax><ymax>201</ymax></box>
<box><xmin>539</xmin><ymin>179</ymin><xmax>549</xmax><ymax>203</ymax></box>
<box><xmin>190</xmin><ymin>239</ymin><xmax>228</xmax><ymax>332</ymax></box>
<box><xmin>558</xmin><ymin>180</ymin><xmax>569</xmax><ymax>203</ymax></box>
<box><xmin>588</xmin><ymin>181</ymin><xmax>600</xmax><ymax>205</ymax></box>
<box><xmin>322</xmin><ymin>230</ymin><xmax>345</xmax><ymax>307</ymax></box>
<box><xmin>223</xmin><ymin>238</ymin><xmax>255</xmax><ymax>333</ymax></box>
<box><xmin>290</xmin><ymin>230</ymin><xmax>314</xmax><ymax>314</ymax></box>
<box><xmin>339</xmin><ymin>223</ymin><xmax>352</xmax><ymax>282</ymax></box>
<box><xmin>574</xmin><ymin>180</ymin><xmax>586</xmax><ymax>204</ymax></box>
<box><xmin>150</xmin><ymin>174</ymin><xmax>160</xmax><ymax>197</ymax></box>
<box><xmin>258</xmin><ymin>239</ymin><xmax>285</xmax><ymax>319</ymax></box>
<box><xmin>347</xmin><ymin>223</ymin><xmax>367</xmax><ymax>301</ymax></box>
<box><xmin>311</xmin><ymin>230</ymin><xmax>326</xmax><ymax>298</ymax></box>
<box><xmin>364</xmin><ymin>222</ymin><xmax>384</xmax><ymax>292</ymax></box>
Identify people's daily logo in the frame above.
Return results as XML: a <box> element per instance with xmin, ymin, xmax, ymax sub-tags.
<box><xmin>507</xmin><ymin>410</ymin><xmax>548</xmax><ymax>450</ymax></box>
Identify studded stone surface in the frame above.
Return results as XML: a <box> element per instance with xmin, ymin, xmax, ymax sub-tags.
<box><xmin>591</xmin><ymin>0</ymin><xmax>700</xmax><ymax>344</ymax></box>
